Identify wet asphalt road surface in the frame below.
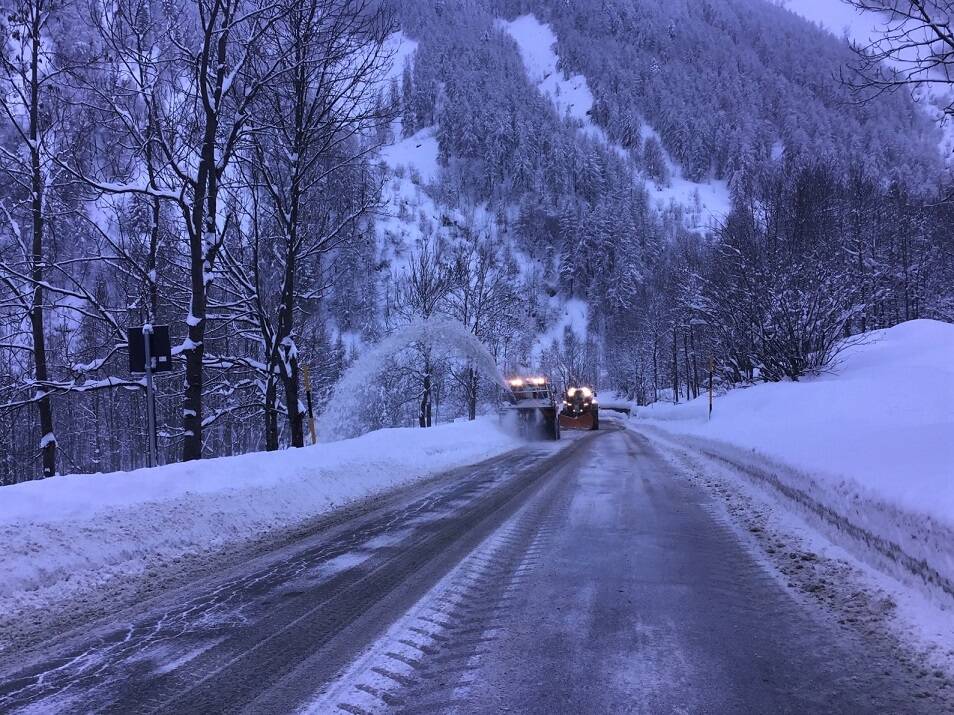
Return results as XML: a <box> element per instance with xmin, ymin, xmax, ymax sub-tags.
<box><xmin>411</xmin><ymin>429</ymin><xmax>939</xmax><ymax>714</ymax></box>
<box><xmin>0</xmin><ymin>426</ymin><xmax>948</xmax><ymax>714</ymax></box>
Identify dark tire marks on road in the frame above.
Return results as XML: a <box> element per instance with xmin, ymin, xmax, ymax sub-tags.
<box><xmin>0</xmin><ymin>435</ymin><xmax>595</xmax><ymax>714</ymax></box>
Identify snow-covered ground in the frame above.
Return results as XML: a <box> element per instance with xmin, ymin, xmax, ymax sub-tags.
<box><xmin>0</xmin><ymin>418</ymin><xmax>522</xmax><ymax>640</ymax></box>
<box><xmin>383</xmin><ymin>31</ymin><xmax>418</xmax><ymax>85</ymax></box>
<box><xmin>644</xmin><ymin>426</ymin><xmax>954</xmax><ymax>681</ymax></box>
<box><xmin>636</xmin><ymin>124</ymin><xmax>732</xmax><ymax>228</ymax></box>
<box><xmin>373</xmin><ymin>34</ymin><xmax>443</xmax><ymax>277</ymax></box>
<box><xmin>498</xmin><ymin>15</ymin><xmax>595</xmax><ymax>124</ymax></box>
<box><xmin>375</xmin><ymin>126</ymin><xmax>442</xmax><ymax>277</ymax></box>
<box><xmin>498</xmin><ymin>13</ymin><xmax>731</xmax><ymax>223</ymax></box>
<box><xmin>637</xmin><ymin>319</ymin><xmax>954</xmax><ymax>528</ymax></box>
<box><xmin>378</xmin><ymin>126</ymin><xmax>440</xmax><ymax>186</ymax></box>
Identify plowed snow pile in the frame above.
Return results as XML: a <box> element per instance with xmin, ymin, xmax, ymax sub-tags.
<box><xmin>638</xmin><ymin>319</ymin><xmax>954</xmax><ymax>527</ymax></box>
<box><xmin>0</xmin><ymin>419</ymin><xmax>521</xmax><ymax>625</ymax></box>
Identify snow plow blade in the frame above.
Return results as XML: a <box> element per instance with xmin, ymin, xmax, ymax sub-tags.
<box><xmin>560</xmin><ymin>386</ymin><xmax>600</xmax><ymax>431</ymax></box>
<box><xmin>559</xmin><ymin>412</ymin><xmax>595</xmax><ymax>431</ymax></box>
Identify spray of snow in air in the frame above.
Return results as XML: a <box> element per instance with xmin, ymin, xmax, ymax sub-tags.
<box><xmin>318</xmin><ymin>319</ymin><xmax>508</xmax><ymax>441</ymax></box>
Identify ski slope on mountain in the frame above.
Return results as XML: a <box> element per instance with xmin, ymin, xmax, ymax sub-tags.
<box><xmin>637</xmin><ymin>319</ymin><xmax>954</xmax><ymax>527</ymax></box>
<box><xmin>498</xmin><ymin>13</ymin><xmax>731</xmax><ymax>222</ymax></box>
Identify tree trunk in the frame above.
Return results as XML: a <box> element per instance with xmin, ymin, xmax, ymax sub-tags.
<box><xmin>146</xmin><ymin>95</ymin><xmax>161</xmax><ymax>322</ymax></box>
<box><xmin>671</xmin><ymin>327</ymin><xmax>679</xmax><ymax>404</ymax></box>
<box><xmin>28</xmin><ymin>9</ymin><xmax>54</xmax><ymax>478</ymax></box>
<box><xmin>264</xmin><ymin>371</ymin><xmax>278</xmax><ymax>451</ymax></box>
<box><xmin>282</xmin><ymin>354</ymin><xmax>304</xmax><ymax>448</ymax></box>
<box><xmin>183</xmin><ymin>10</ymin><xmax>232</xmax><ymax>461</ymax></box>
<box><xmin>901</xmin><ymin>234</ymin><xmax>911</xmax><ymax>321</ymax></box>
<box><xmin>857</xmin><ymin>224</ymin><xmax>867</xmax><ymax>333</ymax></box>
<box><xmin>689</xmin><ymin>325</ymin><xmax>699</xmax><ymax>399</ymax></box>
<box><xmin>275</xmin><ymin>226</ymin><xmax>303</xmax><ymax>446</ymax></box>
<box><xmin>427</xmin><ymin>383</ymin><xmax>434</xmax><ymax>427</ymax></box>
<box><xmin>652</xmin><ymin>334</ymin><xmax>658</xmax><ymax>403</ymax></box>
<box><xmin>420</xmin><ymin>354</ymin><xmax>431</xmax><ymax>427</ymax></box>
<box><xmin>182</xmin><ymin>233</ymin><xmax>207</xmax><ymax>461</ymax></box>
<box><xmin>181</xmin><ymin>132</ymin><xmax>214</xmax><ymax>461</ymax></box>
<box><xmin>467</xmin><ymin>366</ymin><xmax>477</xmax><ymax>420</ymax></box>
<box><xmin>683</xmin><ymin>331</ymin><xmax>691</xmax><ymax>401</ymax></box>
<box><xmin>419</xmin><ymin>376</ymin><xmax>430</xmax><ymax>428</ymax></box>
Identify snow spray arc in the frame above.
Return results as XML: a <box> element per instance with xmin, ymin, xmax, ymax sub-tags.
<box><xmin>317</xmin><ymin>319</ymin><xmax>509</xmax><ymax>441</ymax></box>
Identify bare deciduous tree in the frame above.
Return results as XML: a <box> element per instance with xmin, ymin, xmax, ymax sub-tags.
<box><xmin>221</xmin><ymin>0</ymin><xmax>391</xmax><ymax>449</ymax></box>
<box><xmin>392</xmin><ymin>241</ymin><xmax>451</xmax><ymax>427</ymax></box>
<box><xmin>77</xmin><ymin>0</ymin><xmax>286</xmax><ymax>460</ymax></box>
<box><xmin>0</xmin><ymin>0</ymin><xmax>87</xmax><ymax>476</ymax></box>
<box><xmin>846</xmin><ymin>0</ymin><xmax>954</xmax><ymax>122</ymax></box>
<box><xmin>445</xmin><ymin>229</ymin><xmax>520</xmax><ymax>420</ymax></box>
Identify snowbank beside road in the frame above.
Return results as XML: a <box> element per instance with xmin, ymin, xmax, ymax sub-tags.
<box><xmin>0</xmin><ymin>419</ymin><xmax>522</xmax><ymax>628</ymax></box>
<box><xmin>637</xmin><ymin>319</ymin><xmax>954</xmax><ymax>527</ymax></box>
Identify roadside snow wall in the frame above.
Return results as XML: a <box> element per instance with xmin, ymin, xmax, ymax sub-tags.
<box><xmin>636</xmin><ymin>319</ymin><xmax>954</xmax><ymax>596</ymax></box>
<box><xmin>638</xmin><ymin>319</ymin><xmax>954</xmax><ymax>525</ymax></box>
<box><xmin>0</xmin><ymin>418</ymin><xmax>521</xmax><ymax>628</ymax></box>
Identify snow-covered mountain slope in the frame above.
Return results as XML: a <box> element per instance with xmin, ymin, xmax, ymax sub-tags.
<box><xmin>531</xmin><ymin>297</ymin><xmax>587</xmax><ymax>364</ymax></box>
<box><xmin>784</xmin><ymin>0</ymin><xmax>954</xmax><ymax>161</ymax></box>
<box><xmin>498</xmin><ymin>15</ymin><xmax>594</xmax><ymax>125</ymax></box>
<box><xmin>379</xmin><ymin>127</ymin><xmax>440</xmax><ymax>185</ymax></box>
<box><xmin>375</xmin><ymin>125</ymin><xmax>442</xmax><ymax>277</ymax></box>
<box><xmin>498</xmin><ymin>14</ymin><xmax>731</xmax><ymax>223</ymax></box>
<box><xmin>361</xmin><ymin>0</ymin><xmax>950</xmax><ymax>395</ymax></box>
<box><xmin>637</xmin><ymin>319</ymin><xmax>954</xmax><ymax>527</ymax></box>
<box><xmin>373</xmin><ymin>18</ymin><xmax>725</xmax><ymax>365</ymax></box>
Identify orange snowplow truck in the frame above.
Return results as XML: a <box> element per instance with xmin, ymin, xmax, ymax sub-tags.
<box><xmin>560</xmin><ymin>386</ymin><xmax>599</xmax><ymax>431</ymax></box>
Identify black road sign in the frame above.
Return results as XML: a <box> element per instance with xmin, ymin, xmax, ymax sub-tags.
<box><xmin>128</xmin><ymin>325</ymin><xmax>172</xmax><ymax>373</ymax></box>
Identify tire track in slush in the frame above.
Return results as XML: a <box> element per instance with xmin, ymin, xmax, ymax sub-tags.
<box><xmin>640</xmin><ymin>426</ymin><xmax>954</xmax><ymax>600</ymax></box>
<box><xmin>299</xmin><ymin>436</ymin><xmax>580</xmax><ymax>715</ymax></box>
<box><xmin>129</xmin><ymin>434</ymin><xmax>599</xmax><ymax>714</ymax></box>
<box><xmin>0</xmin><ymin>441</ymin><xmax>586</xmax><ymax>715</ymax></box>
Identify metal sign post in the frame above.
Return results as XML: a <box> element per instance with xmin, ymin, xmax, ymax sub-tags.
<box><xmin>302</xmin><ymin>365</ymin><xmax>318</xmax><ymax>445</ymax></box>
<box><xmin>142</xmin><ymin>324</ymin><xmax>158</xmax><ymax>468</ymax></box>
<box><xmin>128</xmin><ymin>324</ymin><xmax>171</xmax><ymax>468</ymax></box>
<box><xmin>708</xmin><ymin>357</ymin><xmax>715</xmax><ymax>421</ymax></box>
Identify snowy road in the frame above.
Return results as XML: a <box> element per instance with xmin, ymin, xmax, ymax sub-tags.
<box><xmin>1</xmin><ymin>427</ymin><xmax>949</xmax><ymax>713</ymax></box>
